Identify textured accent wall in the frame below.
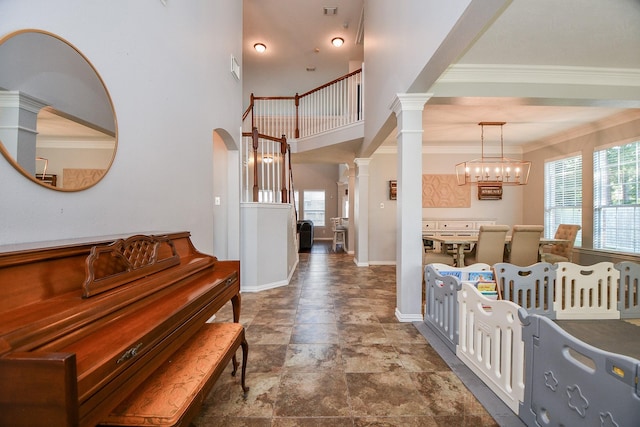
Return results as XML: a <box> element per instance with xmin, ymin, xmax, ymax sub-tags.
<box><xmin>63</xmin><ymin>169</ymin><xmax>106</xmax><ymax>190</ymax></box>
<box><xmin>422</xmin><ymin>174</ymin><xmax>470</xmax><ymax>208</ymax></box>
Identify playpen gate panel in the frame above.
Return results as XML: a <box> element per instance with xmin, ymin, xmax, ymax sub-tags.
<box><xmin>456</xmin><ymin>283</ymin><xmax>526</xmax><ymax>414</ymax></box>
<box><xmin>554</xmin><ymin>262</ymin><xmax>620</xmax><ymax>320</ymax></box>
<box><xmin>423</xmin><ymin>263</ymin><xmax>491</xmax><ymax>353</ymax></box>
<box><xmin>616</xmin><ymin>261</ymin><xmax>640</xmax><ymax>318</ymax></box>
<box><xmin>494</xmin><ymin>262</ymin><xmax>556</xmax><ymax>319</ymax></box>
<box><xmin>519</xmin><ymin>314</ymin><xmax>640</xmax><ymax>427</ymax></box>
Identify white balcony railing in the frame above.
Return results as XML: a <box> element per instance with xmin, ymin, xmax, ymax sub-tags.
<box><xmin>241</xmin><ymin>69</ymin><xmax>363</xmax><ymax>204</ymax></box>
<box><xmin>243</xmin><ymin>69</ymin><xmax>363</xmax><ymax>140</ymax></box>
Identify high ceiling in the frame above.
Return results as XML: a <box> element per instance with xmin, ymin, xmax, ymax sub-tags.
<box><xmin>39</xmin><ymin>1</ymin><xmax>640</xmax><ymax>156</ymax></box>
<box><xmin>243</xmin><ymin>0</ymin><xmax>640</xmax><ymax>157</ymax></box>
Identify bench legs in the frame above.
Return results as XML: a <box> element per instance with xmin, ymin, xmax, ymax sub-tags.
<box><xmin>231</xmin><ymin>333</ymin><xmax>249</xmax><ymax>397</ymax></box>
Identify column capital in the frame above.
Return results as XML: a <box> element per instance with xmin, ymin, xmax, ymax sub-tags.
<box><xmin>390</xmin><ymin>93</ymin><xmax>432</xmax><ymax>115</ymax></box>
<box><xmin>354</xmin><ymin>157</ymin><xmax>372</xmax><ymax>167</ymax></box>
<box><xmin>0</xmin><ymin>91</ymin><xmax>48</xmax><ymax>113</ymax></box>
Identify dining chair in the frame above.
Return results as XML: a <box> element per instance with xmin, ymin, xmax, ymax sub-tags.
<box><xmin>542</xmin><ymin>224</ymin><xmax>581</xmax><ymax>263</ymax></box>
<box><xmin>463</xmin><ymin>225</ymin><xmax>510</xmax><ymax>266</ymax></box>
<box><xmin>507</xmin><ymin>225</ymin><xmax>544</xmax><ymax>266</ymax></box>
<box><xmin>423</xmin><ymin>249</ymin><xmax>456</xmax><ymax>267</ymax></box>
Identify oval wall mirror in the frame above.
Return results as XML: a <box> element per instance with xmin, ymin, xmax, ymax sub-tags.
<box><xmin>0</xmin><ymin>29</ymin><xmax>117</xmax><ymax>191</ymax></box>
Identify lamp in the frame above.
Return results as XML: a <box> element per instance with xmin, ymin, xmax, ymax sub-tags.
<box><xmin>331</xmin><ymin>37</ymin><xmax>344</xmax><ymax>47</ymax></box>
<box><xmin>263</xmin><ymin>155</ymin><xmax>273</xmax><ymax>164</ymax></box>
<box><xmin>254</xmin><ymin>43</ymin><xmax>266</xmax><ymax>53</ymax></box>
<box><xmin>455</xmin><ymin>122</ymin><xmax>531</xmax><ymax>186</ymax></box>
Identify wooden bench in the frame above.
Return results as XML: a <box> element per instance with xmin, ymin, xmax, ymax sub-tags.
<box><xmin>99</xmin><ymin>322</ymin><xmax>249</xmax><ymax>427</ymax></box>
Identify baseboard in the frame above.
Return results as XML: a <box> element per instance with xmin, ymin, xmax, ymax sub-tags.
<box><xmin>394</xmin><ymin>308</ymin><xmax>423</xmax><ymax>322</ymax></box>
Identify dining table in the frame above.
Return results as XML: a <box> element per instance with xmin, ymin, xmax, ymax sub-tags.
<box><xmin>424</xmin><ymin>235</ymin><xmax>570</xmax><ymax>267</ymax></box>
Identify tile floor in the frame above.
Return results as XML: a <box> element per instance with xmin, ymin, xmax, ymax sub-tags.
<box><xmin>193</xmin><ymin>241</ymin><xmax>499</xmax><ymax>426</ymax></box>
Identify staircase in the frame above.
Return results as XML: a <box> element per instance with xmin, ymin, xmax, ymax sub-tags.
<box><xmin>240</xmin><ymin>68</ymin><xmax>363</xmax><ymax>204</ymax></box>
<box><xmin>239</xmin><ymin>69</ymin><xmax>363</xmax><ymax>292</ymax></box>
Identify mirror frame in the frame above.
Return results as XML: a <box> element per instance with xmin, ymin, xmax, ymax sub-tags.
<box><xmin>0</xmin><ymin>29</ymin><xmax>118</xmax><ymax>192</ymax></box>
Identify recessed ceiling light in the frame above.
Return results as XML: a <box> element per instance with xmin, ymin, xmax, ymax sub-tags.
<box><xmin>254</xmin><ymin>43</ymin><xmax>266</xmax><ymax>53</ymax></box>
<box><xmin>331</xmin><ymin>37</ymin><xmax>344</xmax><ymax>47</ymax></box>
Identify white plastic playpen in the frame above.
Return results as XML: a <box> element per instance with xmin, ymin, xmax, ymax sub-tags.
<box><xmin>424</xmin><ymin>261</ymin><xmax>640</xmax><ymax>426</ymax></box>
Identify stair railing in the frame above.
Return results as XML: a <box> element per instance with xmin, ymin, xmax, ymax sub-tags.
<box><xmin>241</xmin><ymin>127</ymin><xmax>291</xmax><ymax>203</ymax></box>
<box><xmin>242</xmin><ymin>68</ymin><xmax>363</xmax><ymax>141</ymax></box>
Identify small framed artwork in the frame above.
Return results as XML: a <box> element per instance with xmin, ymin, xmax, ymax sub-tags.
<box><xmin>35</xmin><ymin>174</ymin><xmax>57</xmax><ymax>187</ymax></box>
<box><xmin>389</xmin><ymin>180</ymin><xmax>397</xmax><ymax>200</ymax></box>
<box><xmin>477</xmin><ymin>183</ymin><xmax>503</xmax><ymax>200</ymax></box>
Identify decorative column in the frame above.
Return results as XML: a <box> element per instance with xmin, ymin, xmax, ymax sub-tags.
<box><xmin>0</xmin><ymin>91</ymin><xmax>46</xmax><ymax>175</ymax></box>
<box><xmin>347</xmin><ymin>164</ymin><xmax>356</xmax><ymax>254</ymax></box>
<box><xmin>354</xmin><ymin>157</ymin><xmax>371</xmax><ymax>266</ymax></box>
<box><xmin>390</xmin><ymin>93</ymin><xmax>431</xmax><ymax>322</ymax></box>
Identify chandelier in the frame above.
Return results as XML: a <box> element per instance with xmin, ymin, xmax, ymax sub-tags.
<box><xmin>455</xmin><ymin>122</ymin><xmax>531</xmax><ymax>186</ymax></box>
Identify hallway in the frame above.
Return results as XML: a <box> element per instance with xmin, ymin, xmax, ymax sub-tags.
<box><xmin>194</xmin><ymin>241</ymin><xmax>498</xmax><ymax>426</ymax></box>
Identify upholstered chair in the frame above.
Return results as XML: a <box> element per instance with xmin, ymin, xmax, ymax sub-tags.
<box><xmin>542</xmin><ymin>224</ymin><xmax>581</xmax><ymax>263</ymax></box>
<box><xmin>463</xmin><ymin>225</ymin><xmax>510</xmax><ymax>266</ymax></box>
<box><xmin>508</xmin><ymin>225</ymin><xmax>544</xmax><ymax>266</ymax></box>
<box><xmin>423</xmin><ymin>249</ymin><xmax>456</xmax><ymax>267</ymax></box>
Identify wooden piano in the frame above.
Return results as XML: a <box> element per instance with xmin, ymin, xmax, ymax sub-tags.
<box><xmin>0</xmin><ymin>231</ymin><xmax>241</xmax><ymax>427</ymax></box>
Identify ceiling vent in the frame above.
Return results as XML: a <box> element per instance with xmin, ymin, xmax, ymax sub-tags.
<box><xmin>323</xmin><ymin>7</ymin><xmax>337</xmax><ymax>16</ymax></box>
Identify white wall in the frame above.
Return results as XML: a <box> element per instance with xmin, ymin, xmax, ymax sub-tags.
<box><xmin>367</xmin><ymin>153</ymin><xmax>397</xmax><ymax>263</ymax></box>
<box><xmin>0</xmin><ymin>1</ymin><xmax>243</xmax><ymax>254</ymax></box>
<box><xmin>360</xmin><ymin>0</ymin><xmax>508</xmax><ymax>155</ymax></box>
<box><xmin>240</xmin><ymin>203</ymin><xmax>297</xmax><ymax>292</ymax></box>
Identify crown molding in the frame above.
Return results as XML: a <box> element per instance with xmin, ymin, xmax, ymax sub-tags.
<box><xmin>438</xmin><ymin>64</ymin><xmax>640</xmax><ymax>87</ymax></box>
<box><xmin>37</xmin><ymin>137</ymin><xmax>116</xmax><ymax>150</ymax></box>
<box><xmin>375</xmin><ymin>144</ymin><xmax>523</xmax><ymax>156</ymax></box>
<box><xmin>522</xmin><ymin>109</ymin><xmax>640</xmax><ymax>153</ymax></box>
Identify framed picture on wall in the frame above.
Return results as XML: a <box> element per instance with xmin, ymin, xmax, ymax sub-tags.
<box><xmin>477</xmin><ymin>183</ymin><xmax>503</xmax><ymax>200</ymax></box>
<box><xmin>389</xmin><ymin>180</ymin><xmax>397</xmax><ymax>200</ymax></box>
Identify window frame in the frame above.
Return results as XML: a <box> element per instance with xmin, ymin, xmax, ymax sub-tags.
<box><xmin>593</xmin><ymin>140</ymin><xmax>640</xmax><ymax>254</ymax></box>
<box><xmin>544</xmin><ymin>153</ymin><xmax>582</xmax><ymax>246</ymax></box>
<box><xmin>301</xmin><ymin>190</ymin><xmax>326</xmax><ymax>227</ymax></box>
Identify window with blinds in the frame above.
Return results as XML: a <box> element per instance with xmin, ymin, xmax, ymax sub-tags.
<box><xmin>302</xmin><ymin>190</ymin><xmax>326</xmax><ymax>227</ymax></box>
<box><xmin>593</xmin><ymin>141</ymin><xmax>640</xmax><ymax>253</ymax></box>
<box><xmin>544</xmin><ymin>154</ymin><xmax>582</xmax><ymax>245</ymax></box>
